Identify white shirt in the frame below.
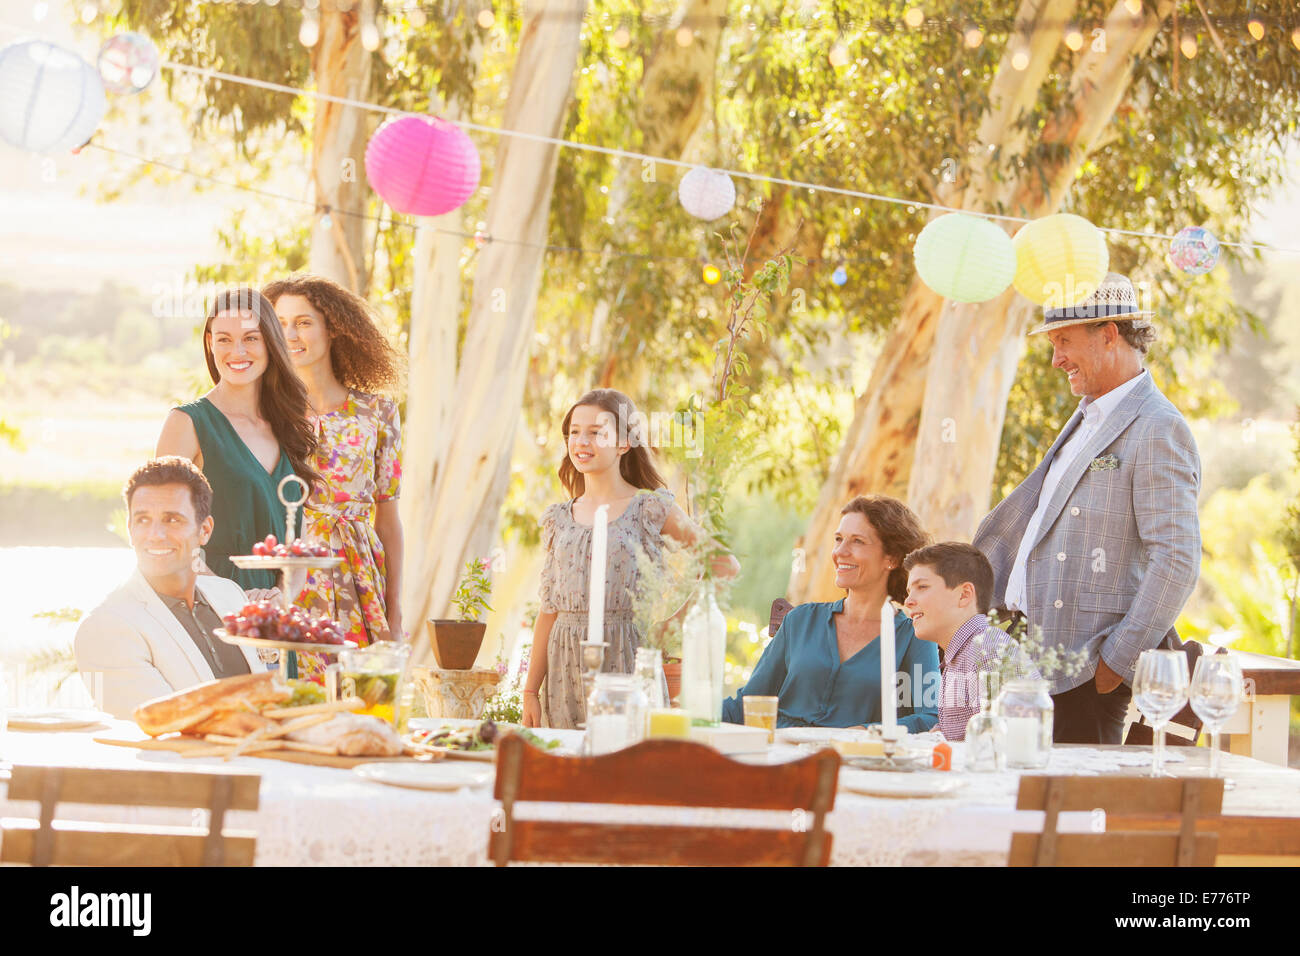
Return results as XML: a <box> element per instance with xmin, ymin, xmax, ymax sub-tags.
<box><xmin>1003</xmin><ymin>370</ymin><xmax>1147</xmax><ymax>611</ymax></box>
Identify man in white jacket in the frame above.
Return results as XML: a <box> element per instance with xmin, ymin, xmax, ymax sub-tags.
<box><xmin>75</xmin><ymin>457</ymin><xmax>268</xmax><ymax>717</ymax></box>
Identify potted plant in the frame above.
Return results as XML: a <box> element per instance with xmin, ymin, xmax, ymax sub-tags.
<box><xmin>427</xmin><ymin>558</ymin><xmax>494</xmax><ymax>670</ymax></box>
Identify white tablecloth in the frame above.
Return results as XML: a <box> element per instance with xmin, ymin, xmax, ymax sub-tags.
<box><xmin>3</xmin><ymin>722</ymin><xmax>1296</xmax><ymax>866</ymax></box>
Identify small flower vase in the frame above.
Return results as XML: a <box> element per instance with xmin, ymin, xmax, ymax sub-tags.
<box><xmin>964</xmin><ymin>672</ymin><xmax>1007</xmax><ymax>772</ymax></box>
<box><xmin>995</xmin><ymin>678</ymin><xmax>1054</xmax><ymax>770</ymax></box>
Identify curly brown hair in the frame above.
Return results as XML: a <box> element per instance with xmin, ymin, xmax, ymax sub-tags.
<box><xmin>262</xmin><ymin>274</ymin><xmax>404</xmax><ymax>393</ymax></box>
<box><xmin>839</xmin><ymin>495</ymin><xmax>931</xmax><ymax>604</ymax></box>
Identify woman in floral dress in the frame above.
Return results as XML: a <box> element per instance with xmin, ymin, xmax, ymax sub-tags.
<box><xmin>264</xmin><ymin>276</ymin><xmax>405</xmax><ymax>680</ymax></box>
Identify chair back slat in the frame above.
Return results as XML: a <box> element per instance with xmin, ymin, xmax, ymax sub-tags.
<box><xmin>1016</xmin><ymin>775</ymin><xmax>1224</xmax><ymax>814</ymax></box>
<box><xmin>492</xmin><ymin>822</ymin><xmax>830</xmax><ymax>867</ymax></box>
<box><xmin>1</xmin><ymin>825</ymin><xmax>257</xmax><ymax>867</ymax></box>
<box><xmin>769</xmin><ymin>598</ymin><xmax>794</xmax><ymax>635</ymax></box>
<box><xmin>7</xmin><ymin>765</ymin><xmax>260</xmax><ymax>810</ymax></box>
<box><xmin>1010</xmin><ymin>832</ymin><xmax>1219</xmax><ymax>867</ymax></box>
<box><xmin>2</xmin><ymin>766</ymin><xmax>260</xmax><ymax>867</ymax></box>
<box><xmin>494</xmin><ymin>736</ymin><xmax>839</xmax><ymax>812</ymax></box>
<box><xmin>491</xmin><ymin>734</ymin><xmax>839</xmax><ymax>867</ymax></box>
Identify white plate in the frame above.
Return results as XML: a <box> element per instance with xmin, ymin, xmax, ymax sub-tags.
<box><xmin>5</xmin><ymin>709</ymin><xmax>111</xmax><ymax>731</ymax></box>
<box><xmin>839</xmin><ymin>769</ymin><xmax>964</xmax><ymax>798</ymax></box>
<box><xmin>775</xmin><ymin>727</ymin><xmax>884</xmax><ymax>746</ymax></box>
<box><xmin>353</xmin><ymin>761</ymin><xmax>492</xmax><ymax>791</ymax></box>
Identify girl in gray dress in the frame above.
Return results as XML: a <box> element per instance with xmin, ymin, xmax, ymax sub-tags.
<box><xmin>521</xmin><ymin>389</ymin><xmax>735</xmax><ymax>729</ymax></box>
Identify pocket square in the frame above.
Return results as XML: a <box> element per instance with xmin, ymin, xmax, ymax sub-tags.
<box><xmin>1089</xmin><ymin>454</ymin><xmax>1120</xmax><ymax>472</ymax></box>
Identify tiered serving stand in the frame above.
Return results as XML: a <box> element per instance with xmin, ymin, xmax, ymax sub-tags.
<box><xmin>214</xmin><ymin>475</ymin><xmax>352</xmax><ymax>681</ymax></box>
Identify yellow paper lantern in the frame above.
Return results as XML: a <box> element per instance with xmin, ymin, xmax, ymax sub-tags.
<box><xmin>1011</xmin><ymin>214</ymin><xmax>1109</xmax><ymax>307</ymax></box>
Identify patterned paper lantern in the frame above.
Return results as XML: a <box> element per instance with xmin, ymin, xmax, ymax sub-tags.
<box><xmin>678</xmin><ymin>166</ymin><xmax>735</xmax><ymax>221</ymax></box>
<box><xmin>1169</xmin><ymin>226</ymin><xmax>1220</xmax><ymax>275</ymax></box>
<box><xmin>97</xmin><ymin>31</ymin><xmax>159</xmax><ymax>95</ymax></box>
<box><xmin>364</xmin><ymin>115</ymin><xmax>480</xmax><ymax>216</ymax></box>
<box><xmin>913</xmin><ymin>213</ymin><xmax>1016</xmax><ymax>303</ymax></box>
<box><xmin>0</xmin><ymin>39</ymin><xmax>106</xmax><ymax>153</ymax></box>
<box><xmin>1011</xmin><ymin>213</ymin><xmax>1109</xmax><ymax>307</ymax></box>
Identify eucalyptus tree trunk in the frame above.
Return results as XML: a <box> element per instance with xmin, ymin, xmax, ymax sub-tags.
<box><xmin>402</xmin><ymin>0</ymin><xmax>589</xmax><ymax>655</ymax></box>
<box><xmin>307</xmin><ymin>6</ymin><xmax>373</xmax><ymax>293</ymax></box>
<box><xmin>399</xmin><ymin>35</ymin><xmax>483</xmax><ymax>649</ymax></box>
<box><xmin>792</xmin><ymin>0</ymin><xmax>1172</xmax><ymax>602</ymax></box>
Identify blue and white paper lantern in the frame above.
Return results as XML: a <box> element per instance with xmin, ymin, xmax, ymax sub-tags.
<box><xmin>0</xmin><ymin>39</ymin><xmax>106</xmax><ymax>153</ymax></box>
<box><xmin>1169</xmin><ymin>226</ymin><xmax>1220</xmax><ymax>275</ymax></box>
<box><xmin>97</xmin><ymin>32</ymin><xmax>160</xmax><ymax>95</ymax></box>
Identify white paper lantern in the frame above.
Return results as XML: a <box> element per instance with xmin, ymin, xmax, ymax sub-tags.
<box><xmin>0</xmin><ymin>39</ymin><xmax>106</xmax><ymax>153</ymax></box>
<box><xmin>678</xmin><ymin>166</ymin><xmax>735</xmax><ymax>221</ymax></box>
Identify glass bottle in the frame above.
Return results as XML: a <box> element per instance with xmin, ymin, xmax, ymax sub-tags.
<box><xmin>681</xmin><ymin>581</ymin><xmax>726</xmax><ymax>725</ymax></box>
<box><xmin>964</xmin><ymin>671</ymin><xmax>1007</xmax><ymax>772</ymax></box>
<box><xmin>995</xmin><ymin>678</ymin><xmax>1054</xmax><ymax>769</ymax></box>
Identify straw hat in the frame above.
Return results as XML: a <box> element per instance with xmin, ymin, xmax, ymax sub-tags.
<box><xmin>1028</xmin><ymin>272</ymin><xmax>1154</xmax><ymax>336</ymax></box>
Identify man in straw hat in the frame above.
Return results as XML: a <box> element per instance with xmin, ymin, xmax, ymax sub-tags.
<box><xmin>973</xmin><ymin>273</ymin><xmax>1201</xmax><ymax>744</ymax></box>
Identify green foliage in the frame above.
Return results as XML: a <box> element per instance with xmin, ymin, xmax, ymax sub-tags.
<box><xmin>1179</xmin><ymin>474</ymin><xmax>1299</xmax><ymax>661</ymax></box>
<box><xmin>451</xmin><ymin>558</ymin><xmax>494</xmax><ymax>622</ymax></box>
<box><xmin>32</xmin><ymin>607</ymin><xmax>85</xmax><ymax>624</ymax></box>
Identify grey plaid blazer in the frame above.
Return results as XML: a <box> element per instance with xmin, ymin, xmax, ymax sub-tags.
<box><xmin>972</xmin><ymin>372</ymin><xmax>1201</xmax><ymax>694</ymax></box>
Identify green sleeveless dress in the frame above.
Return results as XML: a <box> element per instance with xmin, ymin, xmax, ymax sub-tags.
<box><xmin>177</xmin><ymin>398</ymin><xmax>294</xmax><ymax>591</ymax></box>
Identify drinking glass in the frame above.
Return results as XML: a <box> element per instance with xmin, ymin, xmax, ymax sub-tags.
<box><xmin>1189</xmin><ymin>653</ymin><xmax>1243</xmax><ymax>779</ymax></box>
<box><xmin>742</xmin><ymin>696</ymin><xmax>779</xmax><ymax>744</ymax></box>
<box><xmin>1132</xmin><ymin>649</ymin><xmax>1190</xmax><ymax>776</ymax></box>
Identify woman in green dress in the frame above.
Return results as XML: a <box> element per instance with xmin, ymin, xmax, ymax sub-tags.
<box><xmin>156</xmin><ymin>288</ymin><xmax>320</xmax><ymax>591</ymax></box>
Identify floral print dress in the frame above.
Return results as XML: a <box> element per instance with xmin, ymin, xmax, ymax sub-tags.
<box><xmin>538</xmin><ymin>489</ymin><xmax>674</xmax><ymax>729</ymax></box>
<box><xmin>296</xmin><ymin>389</ymin><xmax>402</xmax><ymax>682</ymax></box>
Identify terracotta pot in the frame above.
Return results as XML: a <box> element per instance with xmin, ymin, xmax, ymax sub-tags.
<box><xmin>427</xmin><ymin>620</ymin><xmax>488</xmax><ymax>670</ymax></box>
<box><xmin>662</xmin><ymin>658</ymin><xmax>683</xmax><ymax>707</ymax></box>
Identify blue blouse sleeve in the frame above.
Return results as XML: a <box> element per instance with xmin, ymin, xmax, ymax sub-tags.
<box><xmin>721</xmin><ymin>615</ymin><xmax>792</xmax><ymax>724</ymax></box>
<box><xmin>898</xmin><ymin>625</ymin><xmax>940</xmax><ymax>733</ymax></box>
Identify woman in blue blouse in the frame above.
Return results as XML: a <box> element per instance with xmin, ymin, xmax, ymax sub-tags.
<box><xmin>723</xmin><ymin>495</ymin><xmax>939</xmax><ymax>731</ymax></box>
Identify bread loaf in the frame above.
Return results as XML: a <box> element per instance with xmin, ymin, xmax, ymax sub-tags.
<box><xmin>133</xmin><ymin>672</ymin><xmax>292</xmax><ymax>736</ymax></box>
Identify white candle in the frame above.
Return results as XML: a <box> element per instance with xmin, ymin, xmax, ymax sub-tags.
<box><xmin>880</xmin><ymin>600</ymin><xmax>897</xmax><ymax>733</ymax></box>
<box><xmin>587</xmin><ymin>504</ymin><xmax>609</xmax><ymax>647</ymax></box>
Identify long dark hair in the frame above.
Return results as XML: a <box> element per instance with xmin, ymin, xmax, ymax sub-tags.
<box><xmin>558</xmin><ymin>389</ymin><xmax>665</xmax><ymax>499</ymax></box>
<box><xmin>202</xmin><ymin>288</ymin><xmax>321</xmax><ymax>489</ymax></box>
<box><xmin>839</xmin><ymin>495</ymin><xmax>930</xmax><ymax>604</ymax></box>
<box><xmin>262</xmin><ymin>274</ymin><xmax>404</xmax><ymax>393</ymax></box>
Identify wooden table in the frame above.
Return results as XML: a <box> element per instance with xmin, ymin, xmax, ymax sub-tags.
<box><xmin>1224</xmin><ymin>649</ymin><xmax>1300</xmax><ymax>766</ymax></box>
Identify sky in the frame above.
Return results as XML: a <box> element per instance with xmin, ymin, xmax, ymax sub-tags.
<box><xmin>1</xmin><ymin>0</ymin><xmax>1299</xmax><ymax>298</ymax></box>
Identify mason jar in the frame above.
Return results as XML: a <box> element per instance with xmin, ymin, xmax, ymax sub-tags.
<box><xmin>995</xmin><ymin>678</ymin><xmax>1054</xmax><ymax>770</ymax></box>
<box><xmin>586</xmin><ymin>674</ymin><xmax>649</xmax><ymax>755</ymax></box>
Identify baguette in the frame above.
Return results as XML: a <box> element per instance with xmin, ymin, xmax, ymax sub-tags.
<box><xmin>133</xmin><ymin>672</ymin><xmax>292</xmax><ymax>736</ymax></box>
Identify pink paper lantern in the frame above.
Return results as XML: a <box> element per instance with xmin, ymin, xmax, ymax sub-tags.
<box><xmin>365</xmin><ymin>115</ymin><xmax>480</xmax><ymax>216</ymax></box>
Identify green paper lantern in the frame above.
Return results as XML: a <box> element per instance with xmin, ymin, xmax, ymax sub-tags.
<box><xmin>913</xmin><ymin>213</ymin><xmax>1017</xmax><ymax>303</ymax></box>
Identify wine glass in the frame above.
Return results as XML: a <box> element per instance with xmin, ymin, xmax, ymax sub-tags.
<box><xmin>1132</xmin><ymin>649</ymin><xmax>1190</xmax><ymax>777</ymax></box>
<box><xmin>1189</xmin><ymin>653</ymin><xmax>1244</xmax><ymax>779</ymax></box>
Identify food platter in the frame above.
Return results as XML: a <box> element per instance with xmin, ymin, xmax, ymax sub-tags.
<box><xmin>405</xmin><ymin>718</ymin><xmax>575</xmax><ymax>760</ymax></box>
<box><xmin>214</xmin><ymin>628</ymin><xmax>355</xmax><ymax>654</ymax></box>
<box><xmin>7</xmin><ymin>708</ymin><xmax>112</xmax><ymax>731</ymax></box>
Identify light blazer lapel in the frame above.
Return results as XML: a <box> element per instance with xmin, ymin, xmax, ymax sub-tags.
<box><xmin>124</xmin><ymin>570</ymin><xmax>213</xmax><ymax>682</ymax></box>
<box><xmin>1028</xmin><ymin>373</ymin><xmax>1154</xmax><ymax>554</ymax></box>
<box><xmin>195</xmin><ymin>576</ymin><xmax>263</xmax><ymax>672</ymax></box>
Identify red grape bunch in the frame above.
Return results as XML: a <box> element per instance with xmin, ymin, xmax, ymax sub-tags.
<box><xmin>222</xmin><ymin>599</ymin><xmax>345</xmax><ymax>645</ymax></box>
<box><xmin>249</xmin><ymin>534</ymin><xmax>331</xmax><ymax>558</ymax></box>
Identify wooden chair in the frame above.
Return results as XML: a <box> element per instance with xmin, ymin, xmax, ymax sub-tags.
<box><xmin>1100</xmin><ymin>812</ymin><xmax>1300</xmax><ymax>867</ymax></box>
<box><xmin>1010</xmin><ymin>775</ymin><xmax>1223</xmax><ymax>866</ymax></box>
<box><xmin>769</xmin><ymin>598</ymin><xmax>794</xmax><ymax>635</ymax></box>
<box><xmin>1</xmin><ymin>766</ymin><xmax>260</xmax><ymax>866</ymax></box>
<box><xmin>489</xmin><ymin>734</ymin><xmax>840</xmax><ymax>866</ymax></box>
<box><xmin>1124</xmin><ymin>639</ymin><xmax>1205</xmax><ymax>747</ymax></box>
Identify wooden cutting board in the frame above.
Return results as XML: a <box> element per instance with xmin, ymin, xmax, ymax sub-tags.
<box><xmin>93</xmin><ymin>735</ymin><xmax>443</xmax><ymax>770</ymax></box>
